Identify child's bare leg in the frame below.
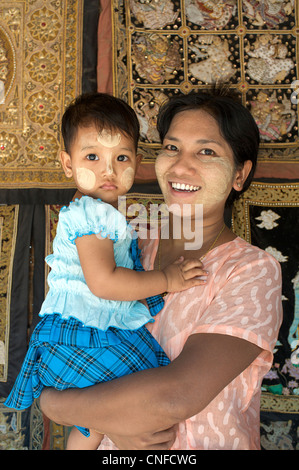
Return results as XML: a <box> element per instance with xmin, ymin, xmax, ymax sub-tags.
<box><xmin>66</xmin><ymin>427</ymin><xmax>103</xmax><ymax>450</ymax></box>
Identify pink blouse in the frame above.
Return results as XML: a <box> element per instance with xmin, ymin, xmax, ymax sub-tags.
<box><xmin>99</xmin><ymin>236</ymin><xmax>282</xmax><ymax>450</ymax></box>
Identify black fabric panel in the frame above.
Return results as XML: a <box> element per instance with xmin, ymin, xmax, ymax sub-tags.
<box><xmin>250</xmin><ymin>204</ymin><xmax>299</xmax><ymax>372</ymax></box>
<box><xmin>260</xmin><ymin>411</ymin><xmax>299</xmax><ymax>450</ymax></box>
<box><xmin>0</xmin><ymin>206</ymin><xmax>34</xmax><ymax>397</ymax></box>
<box><xmin>0</xmin><ymin>184</ymin><xmax>164</xmax><ymax>206</ymax></box>
<box><xmin>0</xmin><ymin>188</ymin><xmax>76</xmax><ymax>205</ymax></box>
<box><xmin>30</xmin><ymin>205</ymin><xmax>46</xmax><ymax>335</ymax></box>
<box><xmin>82</xmin><ymin>0</ymin><xmax>100</xmax><ymax>93</ymax></box>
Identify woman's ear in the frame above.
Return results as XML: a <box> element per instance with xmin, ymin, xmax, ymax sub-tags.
<box><xmin>233</xmin><ymin>160</ymin><xmax>252</xmax><ymax>192</ymax></box>
<box><xmin>60</xmin><ymin>151</ymin><xmax>73</xmax><ymax>178</ymax></box>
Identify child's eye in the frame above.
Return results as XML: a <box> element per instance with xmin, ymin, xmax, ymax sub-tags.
<box><xmin>86</xmin><ymin>154</ymin><xmax>99</xmax><ymax>161</ymax></box>
<box><xmin>117</xmin><ymin>155</ymin><xmax>129</xmax><ymax>162</ymax></box>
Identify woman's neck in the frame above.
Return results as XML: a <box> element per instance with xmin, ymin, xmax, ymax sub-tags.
<box><xmin>156</xmin><ymin>214</ymin><xmax>235</xmax><ymax>270</ymax></box>
<box><xmin>168</xmin><ymin>212</ymin><xmax>224</xmax><ymax>249</ymax></box>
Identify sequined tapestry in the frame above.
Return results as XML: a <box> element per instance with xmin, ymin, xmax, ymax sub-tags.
<box><xmin>111</xmin><ymin>0</ymin><xmax>299</xmax><ymax>178</ymax></box>
<box><xmin>0</xmin><ymin>0</ymin><xmax>83</xmax><ymax>188</ymax></box>
<box><xmin>0</xmin><ymin>205</ymin><xmax>18</xmax><ymax>383</ymax></box>
<box><xmin>232</xmin><ymin>182</ymin><xmax>299</xmax><ymax>449</ymax></box>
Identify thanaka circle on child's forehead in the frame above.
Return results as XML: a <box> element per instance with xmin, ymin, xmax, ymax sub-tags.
<box><xmin>68</xmin><ymin>122</ymin><xmax>137</xmax><ymax>153</ymax></box>
<box><xmin>70</xmin><ymin>125</ymin><xmax>137</xmax><ymax>156</ymax></box>
<box><xmin>97</xmin><ymin>129</ymin><xmax>121</xmax><ymax>148</ymax></box>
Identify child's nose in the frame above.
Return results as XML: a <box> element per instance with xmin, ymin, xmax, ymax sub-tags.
<box><xmin>102</xmin><ymin>154</ymin><xmax>115</xmax><ymax>176</ymax></box>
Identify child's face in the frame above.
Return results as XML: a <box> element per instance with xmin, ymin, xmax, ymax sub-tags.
<box><xmin>60</xmin><ymin>124</ymin><xmax>141</xmax><ymax>205</ymax></box>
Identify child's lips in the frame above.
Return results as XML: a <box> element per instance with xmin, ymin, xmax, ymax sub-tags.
<box><xmin>101</xmin><ymin>182</ymin><xmax>117</xmax><ymax>190</ymax></box>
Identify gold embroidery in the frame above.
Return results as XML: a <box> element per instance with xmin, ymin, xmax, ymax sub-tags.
<box><xmin>261</xmin><ymin>392</ymin><xmax>299</xmax><ymax>414</ymax></box>
<box><xmin>0</xmin><ymin>0</ymin><xmax>83</xmax><ymax>188</ymax></box>
<box><xmin>111</xmin><ymin>1</ymin><xmax>299</xmax><ymax>164</ymax></box>
<box><xmin>231</xmin><ymin>182</ymin><xmax>299</xmax><ymax>242</ymax></box>
<box><xmin>0</xmin><ymin>205</ymin><xmax>19</xmax><ymax>382</ymax></box>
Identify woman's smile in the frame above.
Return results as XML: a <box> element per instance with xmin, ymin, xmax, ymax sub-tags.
<box><xmin>169</xmin><ymin>181</ymin><xmax>201</xmax><ymax>195</ymax></box>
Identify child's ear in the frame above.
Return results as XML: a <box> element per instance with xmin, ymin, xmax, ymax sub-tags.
<box><xmin>60</xmin><ymin>151</ymin><xmax>73</xmax><ymax>178</ymax></box>
<box><xmin>136</xmin><ymin>153</ymin><xmax>143</xmax><ymax>168</ymax></box>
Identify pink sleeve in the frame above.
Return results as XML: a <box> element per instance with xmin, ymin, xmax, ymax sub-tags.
<box><xmin>192</xmin><ymin>251</ymin><xmax>283</xmax><ymax>362</ymax></box>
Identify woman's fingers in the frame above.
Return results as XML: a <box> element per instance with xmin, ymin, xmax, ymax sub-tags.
<box><xmin>106</xmin><ymin>426</ymin><xmax>177</xmax><ymax>450</ymax></box>
<box><xmin>149</xmin><ymin>427</ymin><xmax>177</xmax><ymax>450</ymax></box>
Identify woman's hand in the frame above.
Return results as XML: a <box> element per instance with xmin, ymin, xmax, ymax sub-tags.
<box><xmin>106</xmin><ymin>426</ymin><xmax>177</xmax><ymax>450</ymax></box>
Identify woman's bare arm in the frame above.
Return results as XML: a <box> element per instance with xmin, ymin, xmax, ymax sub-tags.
<box><xmin>40</xmin><ymin>333</ymin><xmax>262</xmax><ymax>444</ymax></box>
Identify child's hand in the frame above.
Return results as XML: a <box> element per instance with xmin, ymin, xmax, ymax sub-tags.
<box><xmin>162</xmin><ymin>257</ymin><xmax>208</xmax><ymax>292</ymax></box>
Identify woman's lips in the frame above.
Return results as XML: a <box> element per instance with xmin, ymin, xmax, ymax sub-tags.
<box><xmin>171</xmin><ymin>182</ymin><xmax>200</xmax><ymax>191</ymax></box>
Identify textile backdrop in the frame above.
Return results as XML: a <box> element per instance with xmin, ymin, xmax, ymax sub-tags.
<box><xmin>0</xmin><ymin>0</ymin><xmax>298</xmax><ymax>450</ymax></box>
<box><xmin>105</xmin><ymin>0</ymin><xmax>299</xmax><ymax>183</ymax></box>
<box><xmin>101</xmin><ymin>0</ymin><xmax>299</xmax><ymax>450</ymax></box>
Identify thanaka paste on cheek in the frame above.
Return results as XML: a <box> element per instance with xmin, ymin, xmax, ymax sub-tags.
<box><xmin>195</xmin><ymin>156</ymin><xmax>234</xmax><ymax>206</ymax></box>
<box><xmin>120</xmin><ymin>166</ymin><xmax>135</xmax><ymax>191</ymax></box>
<box><xmin>155</xmin><ymin>152</ymin><xmax>234</xmax><ymax>209</ymax></box>
<box><xmin>155</xmin><ymin>152</ymin><xmax>168</xmax><ymax>183</ymax></box>
<box><xmin>97</xmin><ymin>130</ymin><xmax>121</xmax><ymax>148</ymax></box>
<box><xmin>76</xmin><ymin>167</ymin><xmax>96</xmax><ymax>191</ymax></box>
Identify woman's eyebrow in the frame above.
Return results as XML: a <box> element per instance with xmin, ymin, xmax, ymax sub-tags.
<box><xmin>195</xmin><ymin>138</ymin><xmax>223</xmax><ymax>146</ymax></box>
<box><xmin>164</xmin><ymin>136</ymin><xmax>179</xmax><ymax>141</ymax></box>
<box><xmin>165</xmin><ymin>136</ymin><xmax>223</xmax><ymax>146</ymax></box>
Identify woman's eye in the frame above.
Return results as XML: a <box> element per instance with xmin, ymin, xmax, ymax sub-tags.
<box><xmin>164</xmin><ymin>144</ymin><xmax>178</xmax><ymax>152</ymax></box>
<box><xmin>86</xmin><ymin>154</ymin><xmax>98</xmax><ymax>161</ymax></box>
<box><xmin>117</xmin><ymin>155</ymin><xmax>129</xmax><ymax>162</ymax></box>
<box><xmin>200</xmin><ymin>148</ymin><xmax>215</xmax><ymax>156</ymax></box>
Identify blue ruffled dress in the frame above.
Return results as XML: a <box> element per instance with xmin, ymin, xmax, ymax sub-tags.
<box><xmin>4</xmin><ymin>196</ymin><xmax>169</xmax><ymax>436</ymax></box>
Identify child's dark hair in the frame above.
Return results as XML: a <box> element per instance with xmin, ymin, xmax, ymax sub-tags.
<box><xmin>61</xmin><ymin>92</ymin><xmax>140</xmax><ymax>153</ymax></box>
<box><xmin>157</xmin><ymin>84</ymin><xmax>260</xmax><ymax>206</ymax></box>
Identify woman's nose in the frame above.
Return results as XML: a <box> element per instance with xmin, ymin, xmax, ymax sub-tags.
<box><xmin>170</xmin><ymin>152</ymin><xmax>196</xmax><ymax>176</ymax></box>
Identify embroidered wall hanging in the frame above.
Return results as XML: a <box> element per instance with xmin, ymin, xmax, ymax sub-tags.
<box><xmin>110</xmin><ymin>0</ymin><xmax>299</xmax><ymax>181</ymax></box>
<box><xmin>0</xmin><ymin>0</ymin><xmax>83</xmax><ymax>189</ymax></box>
<box><xmin>0</xmin><ymin>205</ymin><xmax>18</xmax><ymax>383</ymax></box>
<box><xmin>232</xmin><ymin>182</ymin><xmax>299</xmax><ymax>433</ymax></box>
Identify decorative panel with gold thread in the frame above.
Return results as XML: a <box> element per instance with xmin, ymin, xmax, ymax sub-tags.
<box><xmin>0</xmin><ymin>205</ymin><xmax>19</xmax><ymax>382</ymax></box>
<box><xmin>112</xmin><ymin>0</ymin><xmax>299</xmax><ymax>168</ymax></box>
<box><xmin>232</xmin><ymin>182</ymin><xmax>299</xmax><ymax>415</ymax></box>
<box><xmin>0</xmin><ymin>0</ymin><xmax>82</xmax><ymax>188</ymax></box>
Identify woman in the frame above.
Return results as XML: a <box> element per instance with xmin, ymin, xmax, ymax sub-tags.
<box><xmin>40</xmin><ymin>86</ymin><xmax>282</xmax><ymax>450</ymax></box>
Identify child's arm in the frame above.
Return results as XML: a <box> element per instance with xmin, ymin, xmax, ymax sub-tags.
<box><xmin>76</xmin><ymin>234</ymin><xmax>206</xmax><ymax>301</ymax></box>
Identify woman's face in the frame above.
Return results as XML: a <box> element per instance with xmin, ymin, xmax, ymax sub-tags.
<box><xmin>155</xmin><ymin>109</ymin><xmax>242</xmax><ymax>217</ymax></box>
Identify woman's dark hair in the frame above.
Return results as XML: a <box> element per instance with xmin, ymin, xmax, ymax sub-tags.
<box><xmin>157</xmin><ymin>84</ymin><xmax>260</xmax><ymax>206</ymax></box>
<box><xmin>61</xmin><ymin>92</ymin><xmax>140</xmax><ymax>153</ymax></box>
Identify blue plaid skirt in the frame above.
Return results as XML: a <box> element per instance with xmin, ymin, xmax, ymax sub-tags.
<box><xmin>4</xmin><ymin>314</ymin><xmax>170</xmax><ymax>436</ymax></box>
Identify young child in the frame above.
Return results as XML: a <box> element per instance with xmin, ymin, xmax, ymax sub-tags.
<box><xmin>4</xmin><ymin>93</ymin><xmax>206</xmax><ymax>450</ymax></box>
